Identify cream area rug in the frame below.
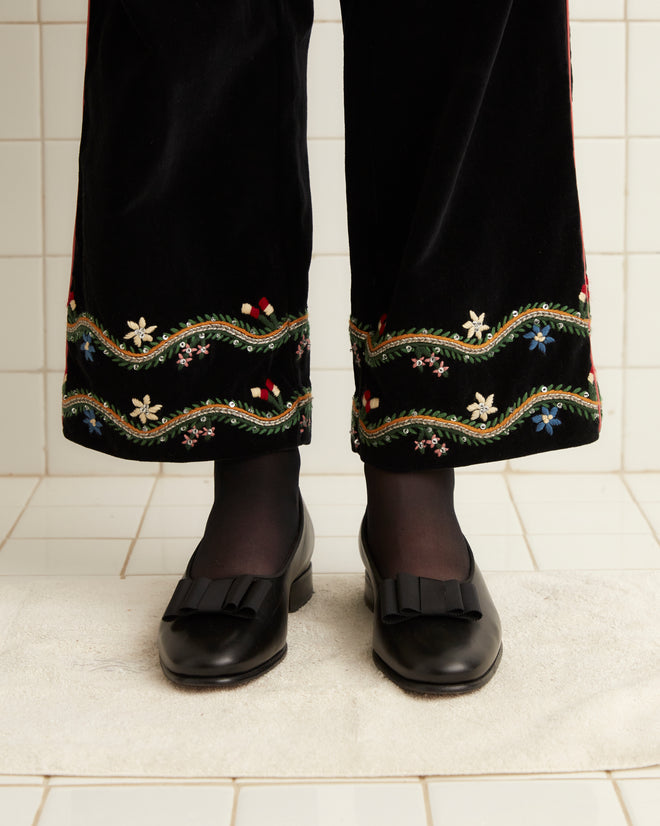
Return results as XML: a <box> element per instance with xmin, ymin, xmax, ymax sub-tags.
<box><xmin>0</xmin><ymin>572</ymin><xmax>658</xmax><ymax>778</ymax></box>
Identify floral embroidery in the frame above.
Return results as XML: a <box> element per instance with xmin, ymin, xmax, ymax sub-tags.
<box><xmin>251</xmin><ymin>379</ymin><xmax>284</xmax><ymax>412</ymax></box>
<box><xmin>181</xmin><ymin>423</ymin><xmax>216</xmax><ymax>449</ymax></box>
<box><xmin>579</xmin><ymin>281</ymin><xmax>590</xmax><ymax>304</ymax></box>
<box><xmin>349</xmin><ymin>303</ymin><xmax>588</xmax><ymax>369</ymax></box>
<box><xmin>378</xmin><ymin>314</ymin><xmax>388</xmax><ymax>336</ymax></box>
<box><xmin>296</xmin><ymin>334</ymin><xmax>311</xmax><ymax>359</ymax></box>
<box><xmin>411</xmin><ymin>434</ymin><xmax>450</xmax><ymax>456</ymax></box>
<box><xmin>462</xmin><ymin>310</ymin><xmax>490</xmax><ymax>341</ymax></box>
<box><xmin>130</xmin><ymin>394</ymin><xmax>163</xmax><ymax>425</ymax></box>
<box><xmin>177</xmin><ymin>353</ymin><xmax>192</xmax><ymax>368</ymax></box>
<box><xmin>467</xmin><ymin>392</ymin><xmax>498</xmax><ymax>422</ymax></box>
<box><xmin>80</xmin><ymin>333</ymin><xmax>95</xmax><ymax>362</ymax></box>
<box><xmin>350</xmin><ymin>384</ymin><xmax>599</xmax><ymax>453</ymax></box>
<box><xmin>433</xmin><ymin>361</ymin><xmax>449</xmax><ymax>378</ymax></box>
<box><xmin>124</xmin><ymin>317</ymin><xmax>157</xmax><ymax>347</ymax></box>
<box><xmin>242</xmin><ymin>296</ymin><xmax>275</xmax><ymax>321</ymax></box>
<box><xmin>82</xmin><ymin>407</ymin><xmax>102</xmax><ymax>435</ymax></box>
<box><xmin>532</xmin><ymin>406</ymin><xmax>562</xmax><ymax>434</ymax></box>
<box><xmin>523</xmin><ymin>324</ymin><xmax>555</xmax><ymax>353</ymax></box>
<box><xmin>362</xmin><ymin>390</ymin><xmax>379</xmax><ymax>413</ymax></box>
<box><xmin>412</xmin><ymin>357</ymin><xmax>425</xmax><ymax>369</ymax></box>
<box><xmin>68</xmin><ymin>291</ymin><xmax>76</xmax><ymax>312</ymax></box>
<box><xmin>63</xmin><ymin>387</ymin><xmax>312</xmax><ymax>448</ymax></box>
<box><xmin>67</xmin><ymin>303</ymin><xmax>309</xmax><ymax>371</ymax></box>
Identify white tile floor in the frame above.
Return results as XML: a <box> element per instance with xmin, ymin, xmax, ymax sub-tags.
<box><xmin>0</xmin><ymin>471</ymin><xmax>658</xmax><ymax>825</ymax></box>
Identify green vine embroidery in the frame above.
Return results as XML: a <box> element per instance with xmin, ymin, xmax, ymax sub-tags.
<box><xmin>66</xmin><ymin>300</ymin><xmax>309</xmax><ymax>372</ymax></box>
<box><xmin>63</xmin><ymin>386</ymin><xmax>312</xmax><ymax>450</ymax></box>
<box><xmin>351</xmin><ymin>383</ymin><xmax>599</xmax><ymax>453</ymax></box>
<box><xmin>349</xmin><ymin>303</ymin><xmax>590</xmax><ymax>369</ymax></box>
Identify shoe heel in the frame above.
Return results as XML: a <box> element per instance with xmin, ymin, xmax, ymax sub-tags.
<box><xmin>288</xmin><ymin>563</ymin><xmax>313</xmax><ymax>612</ymax></box>
<box><xmin>364</xmin><ymin>570</ymin><xmax>375</xmax><ymax>613</ymax></box>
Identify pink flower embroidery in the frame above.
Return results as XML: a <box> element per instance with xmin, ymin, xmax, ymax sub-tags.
<box><xmin>414</xmin><ymin>440</ymin><xmax>426</xmax><ymax>452</ymax></box>
<box><xmin>177</xmin><ymin>353</ymin><xmax>192</xmax><ymax>367</ymax></box>
<box><xmin>195</xmin><ymin>344</ymin><xmax>209</xmax><ymax>356</ymax></box>
<box><xmin>182</xmin><ymin>433</ymin><xmax>197</xmax><ymax>447</ymax></box>
<box><xmin>426</xmin><ymin>435</ymin><xmax>441</xmax><ymax>447</ymax></box>
<box><xmin>411</xmin><ymin>357</ymin><xmax>425</xmax><ymax>369</ymax></box>
<box><xmin>425</xmin><ymin>354</ymin><xmax>440</xmax><ymax>366</ymax></box>
<box><xmin>433</xmin><ymin>362</ymin><xmax>449</xmax><ymax>377</ymax></box>
<box><xmin>434</xmin><ymin>444</ymin><xmax>449</xmax><ymax>456</ymax></box>
<box><xmin>202</xmin><ymin>427</ymin><xmax>215</xmax><ymax>438</ymax></box>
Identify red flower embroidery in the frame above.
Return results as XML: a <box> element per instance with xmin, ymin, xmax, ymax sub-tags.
<box><xmin>362</xmin><ymin>390</ymin><xmax>380</xmax><ymax>413</ymax></box>
<box><xmin>378</xmin><ymin>314</ymin><xmax>387</xmax><ymax>336</ymax></box>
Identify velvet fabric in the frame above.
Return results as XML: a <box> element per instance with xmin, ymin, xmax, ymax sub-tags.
<box><xmin>62</xmin><ymin>0</ymin><xmax>602</xmax><ymax>470</ymax></box>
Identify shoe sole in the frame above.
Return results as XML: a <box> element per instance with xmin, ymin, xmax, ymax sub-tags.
<box><xmin>159</xmin><ymin>564</ymin><xmax>314</xmax><ymax>687</ymax></box>
<box><xmin>372</xmin><ymin>643</ymin><xmax>503</xmax><ymax>696</ymax></box>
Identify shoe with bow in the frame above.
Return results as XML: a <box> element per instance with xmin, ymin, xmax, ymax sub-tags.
<box><xmin>158</xmin><ymin>494</ymin><xmax>314</xmax><ymax>686</ymax></box>
<box><xmin>359</xmin><ymin>515</ymin><xmax>502</xmax><ymax>694</ymax></box>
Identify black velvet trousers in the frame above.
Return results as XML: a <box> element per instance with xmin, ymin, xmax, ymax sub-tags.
<box><xmin>62</xmin><ymin>0</ymin><xmax>603</xmax><ymax>471</ymax></box>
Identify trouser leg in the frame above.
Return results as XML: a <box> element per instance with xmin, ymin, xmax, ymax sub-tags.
<box><xmin>341</xmin><ymin>0</ymin><xmax>603</xmax><ymax>470</ymax></box>
<box><xmin>62</xmin><ymin>0</ymin><xmax>314</xmax><ymax>461</ymax></box>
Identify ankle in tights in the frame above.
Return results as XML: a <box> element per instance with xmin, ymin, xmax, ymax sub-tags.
<box><xmin>189</xmin><ymin>448</ymin><xmax>301</xmax><ymax>579</ymax></box>
<box><xmin>364</xmin><ymin>464</ymin><xmax>470</xmax><ymax>581</ymax></box>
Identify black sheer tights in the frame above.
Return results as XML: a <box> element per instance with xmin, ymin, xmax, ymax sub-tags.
<box><xmin>189</xmin><ymin>448</ymin><xmax>301</xmax><ymax>579</ymax></box>
<box><xmin>363</xmin><ymin>465</ymin><xmax>470</xmax><ymax>581</ymax></box>
<box><xmin>189</xmin><ymin>449</ymin><xmax>469</xmax><ymax>582</ymax></box>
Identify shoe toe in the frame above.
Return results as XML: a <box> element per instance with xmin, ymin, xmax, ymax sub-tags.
<box><xmin>158</xmin><ymin>608</ymin><xmax>287</xmax><ymax>681</ymax></box>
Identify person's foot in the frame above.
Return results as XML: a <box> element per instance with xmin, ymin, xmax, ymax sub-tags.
<box><xmin>189</xmin><ymin>447</ymin><xmax>302</xmax><ymax>579</ymax></box>
<box><xmin>363</xmin><ymin>463</ymin><xmax>470</xmax><ymax>581</ymax></box>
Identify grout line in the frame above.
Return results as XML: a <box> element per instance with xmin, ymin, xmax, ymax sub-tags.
<box><xmin>609</xmin><ymin>774</ymin><xmax>636</xmax><ymax>826</ymax></box>
<box><xmin>621</xmin><ymin>0</ymin><xmax>630</xmax><ymax>474</ymax></box>
<box><xmin>118</xmin><ymin>475</ymin><xmax>160</xmax><ymax>578</ymax></box>
<box><xmin>0</xmin><ymin>476</ymin><xmax>43</xmax><ymax>554</ymax></box>
<box><xmin>36</xmin><ymin>2</ymin><xmax>48</xmax><ymax>476</ymax></box>
<box><xmin>502</xmin><ymin>473</ymin><xmax>539</xmax><ymax>571</ymax></box>
<box><xmin>420</xmin><ymin>777</ymin><xmax>435</xmax><ymax>826</ymax></box>
<box><xmin>620</xmin><ymin>474</ymin><xmax>660</xmax><ymax>545</ymax></box>
<box><xmin>29</xmin><ymin>781</ymin><xmax>49</xmax><ymax>826</ymax></box>
<box><xmin>229</xmin><ymin>781</ymin><xmax>239</xmax><ymax>826</ymax></box>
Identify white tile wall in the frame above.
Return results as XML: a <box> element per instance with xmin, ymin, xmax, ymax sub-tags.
<box><xmin>0</xmin><ymin>24</ymin><xmax>40</xmax><ymax>138</ymax></box>
<box><xmin>627</xmin><ymin>139</ymin><xmax>660</xmax><ymax>252</ymax></box>
<box><xmin>0</xmin><ymin>3</ymin><xmax>658</xmax><ymax>473</ymax></box>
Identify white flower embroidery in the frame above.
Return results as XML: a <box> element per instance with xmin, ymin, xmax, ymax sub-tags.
<box><xmin>462</xmin><ymin>310</ymin><xmax>490</xmax><ymax>341</ymax></box>
<box><xmin>467</xmin><ymin>392</ymin><xmax>498</xmax><ymax>422</ymax></box>
<box><xmin>124</xmin><ymin>317</ymin><xmax>157</xmax><ymax>347</ymax></box>
<box><xmin>130</xmin><ymin>394</ymin><xmax>163</xmax><ymax>424</ymax></box>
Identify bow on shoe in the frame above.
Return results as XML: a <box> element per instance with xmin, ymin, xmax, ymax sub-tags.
<box><xmin>379</xmin><ymin>573</ymin><xmax>482</xmax><ymax>624</ymax></box>
<box><xmin>162</xmin><ymin>574</ymin><xmax>273</xmax><ymax>621</ymax></box>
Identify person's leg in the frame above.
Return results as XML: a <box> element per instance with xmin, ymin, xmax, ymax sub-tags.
<box><xmin>63</xmin><ymin>1</ymin><xmax>314</xmax><ymax>465</ymax></box>
<box><xmin>342</xmin><ymin>0</ymin><xmax>601</xmax><ymax>568</ymax></box>
<box><xmin>63</xmin><ymin>2</ymin><xmax>315</xmax><ymax>579</ymax></box>
<box><xmin>63</xmin><ymin>1</ymin><xmax>316</xmax><ymax>685</ymax></box>
<box><xmin>341</xmin><ymin>0</ymin><xmax>599</xmax><ymax>691</ymax></box>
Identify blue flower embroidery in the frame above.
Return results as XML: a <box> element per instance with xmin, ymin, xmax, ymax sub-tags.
<box><xmin>83</xmin><ymin>407</ymin><xmax>103</xmax><ymax>435</ymax></box>
<box><xmin>532</xmin><ymin>406</ymin><xmax>562</xmax><ymax>435</ymax></box>
<box><xmin>80</xmin><ymin>333</ymin><xmax>95</xmax><ymax>362</ymax></box>
<box><xmin>523</xmin><ymin>324</ymin><xmax>555</xmax><ymax>353</ymax></box>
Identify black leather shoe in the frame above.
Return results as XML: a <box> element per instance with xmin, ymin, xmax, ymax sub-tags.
<box><xmin>158</xmin><ymin>494</ymin><xmax>314</xmax><ymax>686</ymax></box>
<box><xmin>359</xmin><ymin>515</ymin><xmax>502</xmax><ymax>695</ymax></box>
